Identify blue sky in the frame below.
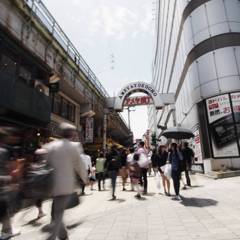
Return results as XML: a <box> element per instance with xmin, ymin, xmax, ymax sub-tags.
<box><xmin>44</xmin><ymin>0</ymin><xmax>155</xmax><ymax>139</ymax></box>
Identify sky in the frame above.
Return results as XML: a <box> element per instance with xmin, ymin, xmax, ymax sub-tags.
<box><xmin>43</xmin><ymin>0</ymin><xmax>155</xmax><ymax>139</ymax></box>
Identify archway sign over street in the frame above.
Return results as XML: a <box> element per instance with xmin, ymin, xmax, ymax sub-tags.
<box><xmin>106</xmin><ymin>81</ymin><xmax>175</xmax><ymax>111</ymax></box>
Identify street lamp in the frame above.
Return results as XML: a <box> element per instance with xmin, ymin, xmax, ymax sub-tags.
<box><xmin>127</xmin><ymin>107</ymin><xmax>135</xmax><ymax>131</ymax></box>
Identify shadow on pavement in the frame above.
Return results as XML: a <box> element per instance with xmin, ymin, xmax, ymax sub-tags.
<box><xmin>143</xmin><ymin>192</ymin><xmax>155</xmax><ymax>197</ymax></box>
<box><xmin>22</xmin><ymin>218</ymin><xmax>44</xmax><ymax>227</ymax></box>
<box><xmin>66</xmin><ymin>220</ymin><xmax>84</xmax><ymax>230</ymax></box>
<box><xmin>180</xmin><ymin>197</ymin><xmax>218</xmax><ymax>208</ymax></box>
<box><xmin>108</xmin><ymin>198</ymin><xmax>126</xmax><ymax>203</ymax></box>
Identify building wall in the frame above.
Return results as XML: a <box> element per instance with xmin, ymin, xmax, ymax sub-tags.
<box><xmin>149</xmin><ymin>0</ymin><xmax>240</xmax><ymax>172</ymax></box>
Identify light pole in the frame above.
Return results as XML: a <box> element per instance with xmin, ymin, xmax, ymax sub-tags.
<box><xmin>127</xmin><ymin>106</ymin><xmax>135</xmax><ymax>131</ymax></box>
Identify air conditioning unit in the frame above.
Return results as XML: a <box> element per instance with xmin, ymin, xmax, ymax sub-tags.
<box><xmin>34</xmin><ymin>80</ymin><xmax>49</xmax><ymax>96</ymax></box>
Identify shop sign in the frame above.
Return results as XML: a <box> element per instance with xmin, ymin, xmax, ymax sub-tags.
<box><xmin>85</xmin><ymin>117</ymin><xmax>94</xmax><ymax>143</ymax></box>
<box><xmin>206</xmin><ymin>94</ymin><xmax>239</xmax><ymax>158</ymax></box>
<box><xmin>191</xmin><ymin>163</ymin><xmax>204</xmax><ymax>174</ymax></box>
<box><xmin>193</xmin><ymin>129</ymin><xmax>203</xmax><ymax>163</ymax></box>
<box><xmin>124</xmin><ymin>96</ymin><xmax>153</xmax><ymax>107</ymax></box>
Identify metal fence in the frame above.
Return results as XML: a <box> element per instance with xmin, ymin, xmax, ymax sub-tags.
<box><xmin>24</xmin><ymin>0</ymin><xmax>109</xmax><ymax>97</ymax></box>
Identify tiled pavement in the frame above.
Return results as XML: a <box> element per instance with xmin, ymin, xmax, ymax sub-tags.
<box><xmin>11</xmin><ymin>174</ymin><xmax>240</xmax><ymax>239</ymax></box>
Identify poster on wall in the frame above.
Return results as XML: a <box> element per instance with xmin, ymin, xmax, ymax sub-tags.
<box><xmin>193</xmin><ymin>129</ymin><xmax>203</xmax><ymax>163</ymax></box>
<box><xmin>85</xmin><ymin>117</ymin><xmax>94</xmax><ymax>143</ymax></box>
<box><xmin>206</xmin><ymin>94</ymin><xmax>239</xmax><ymax>158</ymax></box>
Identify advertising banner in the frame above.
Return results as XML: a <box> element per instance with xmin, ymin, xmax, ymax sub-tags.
<box><xmin>85</xmin><ymin>117</ymin><xmax>94</xmax><ymax>143</ymax></box>
<box><xmin>206</xmin><ymin>94</ymin><xmax>239</xmax><ymax>157</ymax></box>
<box><xmin>193</xmin><ymin>129</ymin><xmax>203</xmax><ymax>163</ymax></box>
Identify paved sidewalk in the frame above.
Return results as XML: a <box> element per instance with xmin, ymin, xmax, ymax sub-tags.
<box><xmin>10</xmin><ymin>174</ymin><xmax>240</xmax><ymax>240</ymax></box>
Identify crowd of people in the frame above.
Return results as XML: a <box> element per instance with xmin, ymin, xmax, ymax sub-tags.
<box><xmin>0</xmin><ymin>122</ymin><xmax>195</xmax><ymax>240</ymax></box>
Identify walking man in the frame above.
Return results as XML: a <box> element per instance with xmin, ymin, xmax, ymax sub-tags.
<box><xmin>137</xmin><ymin>141</ymin><xmax>149</xmax><ymax>195</ymax></box>
<box><xmin>45</xmin><ymin>123</ymin><xmax>88</xmax><ymax>240</ymax></box>
<box><xmin>182</xmin><ymin>142</ymin><xmax>194</xmax><ymax>187</ymax></box>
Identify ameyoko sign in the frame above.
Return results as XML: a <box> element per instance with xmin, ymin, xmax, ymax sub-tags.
<box><xmin>124</xmin><ymin>96</ymin><xmax>153</xmax><ymax>107</ymax></box>
<box><xmin>114</xmin><ymin>82</ymin><xmax>165</xmax><ymax>111</ymax></box>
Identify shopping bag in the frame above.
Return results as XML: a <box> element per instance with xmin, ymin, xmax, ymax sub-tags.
<box><xmin>164</xmin><ymin>163</ymin><xmax>172</xmax><ymax>179</ymax></box>
<box><xmin>66</xmin><ymin>192</ymin><xmax>80</xmax><ymax>209</ymax></box>
<box><xmin>138</xmin><ymin>154</ymin><xmax>151</xmax><ymax>168</ymax></box>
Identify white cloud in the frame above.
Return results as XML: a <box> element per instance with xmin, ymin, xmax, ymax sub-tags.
<box><xmin>89</xmin><ymin>4</ymin><xmax>153</xmax><ymax>40</ymax></box>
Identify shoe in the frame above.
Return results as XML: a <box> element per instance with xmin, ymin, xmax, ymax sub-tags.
<box><xmin>123</xmin><ymin>188</ymin><xmax>126</xmax><ymax>191</ymax></box>
<box><xmin>167</xmin><ymin>192</ymin><xmax>171</xmax><ymax>197</ymax></box>
<box><xmin>81</xmin><ymin>192</ymin><xmax>86</xmax><ymax>195</ymax></box>
<box><xmin>182</xmin><ymin>186</ymin><xmax>187</xmax><ymax>190</ymax></box>
<box><xmin>1</xmin><ymin>229</ymin><xmax>21</xmax><ymax>239</ymax></box>
<box><xmin>37</xmin><ymin>212</ymin><xmax>46</xmax><ymax>219</ymax></box>
<box><xmin>1</xmin><ymin>232</ymin><xmax>12</xmax><ymax>240</ymax></box>
<box><xmin>172</xmin><ymin>195</ymin><xmax>181</xmax><ymax>201</ymax></box>
<box><xmin>111</xmin><ymin>196</ymin><xmax>116</xmax><ymax>200</ymax></box>
<box><xmin>59</xmin><ymin>237</ymin><xmax>69</xmax><ymax>240</ymax></box>
<box><xmin>164</xmin><ymin>191</ymin><xmax>168</xmax><ymax>196</ymax></box>
<box><xmin>135</xmin><ymin>194</ymin><xmax>141</xmax><ymax>199</ymax></box>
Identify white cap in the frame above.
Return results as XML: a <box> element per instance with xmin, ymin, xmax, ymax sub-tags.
<box><xmin>59</xmin><ymin>122</ymin><xmax>77</xmax><ymax>131</ymax></box>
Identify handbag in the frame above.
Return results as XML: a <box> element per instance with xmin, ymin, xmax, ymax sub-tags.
<box><xmin>164</xmin><ymin>163</ymin><xmax>172</xmax><ymax>179</ymax></box>
<box><xmin>66</xmin><ymin>192</ymin><xmax>80</xmax><ymax>209</ymax></box>
<box><xmin>138</xmin><ymin>154</ymin><xmax>151</xmax><ymax>168</ymax></box>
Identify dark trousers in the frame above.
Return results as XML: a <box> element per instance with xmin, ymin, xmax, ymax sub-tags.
<box><xmin>109</xmin><ymin>171</ymin><xmax>117</xmax><ymax>197</ymax></box>
<box><xmin>172</xmin><ymin>170</ymin><xmax>181</xmax><ymax>196</ymax></box>
<box><xmin>97</xmin><ymin>172</ymin><xmax>105</xmax><ymax>191</ymax></box>
<box><xmin>185</xmin><ymin>170</ymin><xmax>191</xmax><ymax>186</ymax></box>
<box><xmin>139</xmin><ymin>168</ymin><xmax>148</xmax><ymax>193</ymax></box>
<box><xmin>48</xmin><ymin>195</ymin><xmax>70</xmax><ymax>240</ymax></box>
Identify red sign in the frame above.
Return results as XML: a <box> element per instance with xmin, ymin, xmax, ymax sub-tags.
<box><xmin>124</xmin><ymin>96</ymin><xmax>153</xmax><ymax>107</ymax></box>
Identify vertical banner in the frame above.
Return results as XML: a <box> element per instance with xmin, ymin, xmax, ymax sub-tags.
<box><xmin>85</xmin><ymin>117</ymin><xmax>94</xmax><ymax>143</ymax></box>
<box><xmin>193</xmin><ymin>129</ymin><xmax>203</xmax><ymax>163</ymax></box>
<box><xmin>206</xmin><ymin>94</ymin><xmax>239</xmax><ymax>157</ymax></box>
<box><xmin>103</xmin><ymin>114</ymin><xmax>107</xmax><ymax>155</ymax></box>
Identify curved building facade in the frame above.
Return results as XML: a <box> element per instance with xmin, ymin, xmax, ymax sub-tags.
<box><xmin>149</xmin><ymin>0</ymin><xmax>240</xmax><ymax>172</ymax></box>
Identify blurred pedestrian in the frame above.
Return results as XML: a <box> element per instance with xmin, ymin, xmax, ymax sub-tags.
<box><xmin>0</xmin><ymin>128</ymin><xmax>21</xmax><ymax>239</ymax></box>
<box><xmin>129</xmin><ymin>153</ymin><xmax>141</xmax><ymax>199</ymax></box>
<box><xmin>96</xmin><ymin>152</ymin><xmax>106</xmax><ymax>191</ymax></box>
<box><xmin>44</xmin><ymin>123</ymin><xmax>88</xmax><ymax>240</ymax></box>
<box><xmin>158</xmin><ymin>145</ymin><xmax>170</xmax><ymax>196</ymax></box>
<box><xmin>106</xmin><ymin>146</ymin><xmax>121</xmax><ymax>200</ymax></box>
<box><xmin>119</xmin><ymin>149</ymin><xmax>128</xmax><ymax>191</ymax></box>
<box><xmin>137</xmin><ymin>141</ymin><xmax>149</xmax><ymax>195</ymax></box>
<box><xmin>151</xmin><ymin>148</ymin><xmax>159</xmax><ymax>177</ymax></box>
<box><xmin>80</xmin><ymin>151</ymin><xmax>93</xmax><ymax>194</ymax></box>
<box><xmin>127</xmin><ymin>147</ymin><xmax>135</xmax><ymax>191</ymax></box>
<box><xmin>169</xmin><ymin>143</ymin><xmax>183</xmax><ymax>201</ymax></box>
<box><xmin>33</xmin><ymin>148</ymin><xmax>48</xmax><ymax>219</ymax></box>
<box><xmin>182</xmin><ymin>142</ymin><xmax>194</xmax><ymax>187</ymax></box>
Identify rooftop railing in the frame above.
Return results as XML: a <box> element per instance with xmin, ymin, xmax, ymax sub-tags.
<box><xmin>24</xmin><ymin>0</ymin><xmax>109</xmax><ymax>97</ymax></box>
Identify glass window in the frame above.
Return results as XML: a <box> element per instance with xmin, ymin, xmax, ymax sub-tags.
<box><xmin>68</xmin><ymin>103</ymin><xmax>75</xmax><ymax>122</ymax></box>
<box><xmin>53</xmin><ymin>94</ymin><xmax>61</xmax><ymax>115</ymax></box>
<box><xmin>61</xmin><ymin>98</ymin><xmax>68</xmax><ymax>119</ymax></box>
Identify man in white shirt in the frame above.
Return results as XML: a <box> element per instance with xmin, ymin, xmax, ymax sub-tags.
<box><xmin>137</xmin><ymin>141</ymin><xmax>149</xmax><ymax>194</ymax></box>
<box><xmin>80</xmin><ymin>151</ymin><xmax>92</xmax><ymax>194</ymax></box>
<box><xmin>45</xmin><ymin>123</ymin><xmax>88</xmax><ymax>240</ymax></box>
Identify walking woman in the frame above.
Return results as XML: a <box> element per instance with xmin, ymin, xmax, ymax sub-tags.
<box><xmin>158</xmin><ymin>145</ymin><xmax>170</xmax><ymax>196</ymax></box>
<box><xmin>169</xmin><ymin>143</ymin><xmax>183</xmax><ymax>201</ymax></box>
<box><xmin>96</xmin><ymin>152</ymin><xmax>106</xmax><ymax>191</ymax></box>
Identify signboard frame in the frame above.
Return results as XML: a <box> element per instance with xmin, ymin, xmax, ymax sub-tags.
<box><xmin>205</xmin><ymin>92</ymin><xmax>240</xmax><ymax>159</ymax></box>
